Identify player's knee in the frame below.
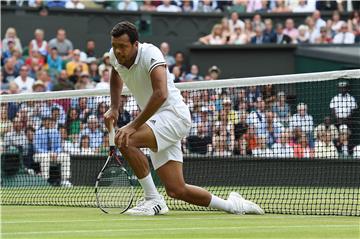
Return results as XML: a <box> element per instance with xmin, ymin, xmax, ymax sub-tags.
<box><xmin>165</xmin><ymin>185</ymin><xmax>187</xmax><ymax>200</ymax></box>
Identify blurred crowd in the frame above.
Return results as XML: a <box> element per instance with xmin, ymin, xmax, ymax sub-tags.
<box><xmin>2</xmin><ymin>0</ymin><xmax>360</xmax><ymax>13</ymax></box>
<box><xmin>198</xmin><ymin>10</ymin><xmax>360</xmax><ymax>44</ymax></box>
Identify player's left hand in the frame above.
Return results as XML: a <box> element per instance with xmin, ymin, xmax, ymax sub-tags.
<box><xmin>115</xmin><ymin>124</ymin><xmax>137</xmax><ymax>148</ymax></box>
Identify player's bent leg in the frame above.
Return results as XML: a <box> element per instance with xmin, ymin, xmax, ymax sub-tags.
<box><xmin>157</xmin><ymin>161</ymin><xmax>264</xmax><ymax>215</ymax></box>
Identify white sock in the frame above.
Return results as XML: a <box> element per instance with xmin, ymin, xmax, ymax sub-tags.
<box><xmin>138</xmin><ymin>173</ymin><xmax>161</xmax><ymax>200</ymax></box>
<box><xmin>208</xmin><ymin>195</ymin><xmax>231</xmax><ymax>212</ymax></box>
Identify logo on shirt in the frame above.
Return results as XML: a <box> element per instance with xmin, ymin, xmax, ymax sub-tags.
<box><xmin>149</xmin><ymin>120</ymin><xmax>156</xmax><ymax>125</ymax></box>
<box><xmin>150</xmin><ymin>58</ymin><xmax>156</xmax><ymax>65</ymax></box>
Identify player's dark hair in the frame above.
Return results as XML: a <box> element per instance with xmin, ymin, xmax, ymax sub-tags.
<box><xmin>111</xmin><ymin>21</ymin><xmax>138</xmax><ymax>44</ymax></box>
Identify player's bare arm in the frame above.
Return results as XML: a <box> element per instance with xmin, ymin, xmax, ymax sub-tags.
<box><xmin>115</xmin><ymin>65</ymin><xmax>168</xmax><ymax>148</ymax></box>
<box><xmin>104</xmin><ymin>66</ymin><xmax>123</xmax><ymax>131</ymax></box>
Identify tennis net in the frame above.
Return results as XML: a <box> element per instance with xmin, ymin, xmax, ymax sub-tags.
<box><xmin>1</xmin><ymin>70</ymin><xmax>359</xmax><ymax>216</ymax></box>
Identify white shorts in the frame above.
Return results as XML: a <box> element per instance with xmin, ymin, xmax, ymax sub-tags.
<box><xmin>145</xmin><ymin>105</ymin><xmax>191</xmax><ymax>170</ymax></box>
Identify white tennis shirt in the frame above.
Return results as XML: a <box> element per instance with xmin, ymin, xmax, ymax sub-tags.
<box><xmin>109</xmin><ymin>43</ymin><xmax>185</xmax><ymax>112</ymax></box>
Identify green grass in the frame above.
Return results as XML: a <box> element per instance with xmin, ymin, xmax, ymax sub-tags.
<box><xmin>1</xmin><ymin>206</ymin><xmax>359</xmax><ymax>239</ymax></box>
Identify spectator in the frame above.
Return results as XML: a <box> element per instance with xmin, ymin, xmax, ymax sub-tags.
<box><xmin>2</xmin><ymin>27</ymin><xmax>23</xmax><ymax>54</ymax></box>
<box><xmin>2</xmin><ymin>58</ymin><xmax>18</xmax><ymax>88</ymax></box>
<box><xmin>6</xmin><ymin>82</ymin><xmax>20</xmax><ymax>95</ymax></box>
<box><xmin>329</xmin><ymin>11</ymin><xmax>346</xmax><ymax>36</ymax></box>
<box><xmin>289</xmin><ymin>103</ymin><xmax>314</xmax><ymax>138</ymax></box>
<box><xmin>274</xmin><ymin>23</ymin><xmax>292</xmax><ymax>44</ymax></box>
<box><xmin>314</xmin><ymin>116</ymin><xmax>339</xmax><ymax>141</ymax></box>
<box><xmin>330</xmin><ymin>81</ymin><xmax>358</xmax><ymax>126</ymax></box>
<box><xmin>265</xmin><ymin>110</ymin><xmax>283</xmax><ymax>146</ymax></box>
<box><xmin>305</xmin><ymin>16</ymin><xmax>320</xmax><ymax>43</ymax></box>
<box><xmin>212</xmin><ymin>121</ymin><xmax>233</xmax><ymax>157</ymax></box>
<box><xmin>95</xmin><ymin>68</ymin><xmax>110</xmax><ymax>89</ymax></box>
<box><xmin>333</xmin><ymin>23</ymin><xmax>355</xmax><ymax>44</ymax></box>
<box><xmin>244</xmin><ymin>19</ymin><xmax>256</xmax><ymax>40</ymax></box>
<box><xmin>347</xmin><ymin>11</ymin><xmax>360</xmax><ymax>41</ymax></box>
<box><xmin>66</xmin><ymin>49</ymin><xmax>89</xmax><ymax>77</ymax></box>
<box><xmin>117</xmin><ymin>0</ymin><xmax>138</xmax><ymax>11</ymax></box>
<box><xmin>28</xmin><ymin>29</ymin><xmax>48</xmax><ymax>56</ymax></box>
<box><xmin>252</xmin><ymin>134</ymin><xmax>273</xmax><ymax>157</ymax></box>
<box><xmin>247</xmin><ymin>98</ymin><xmax>266</xmax><ymax>136</ymax></box>
<box><xmin>255</xmin><ymin>0</ymin><xmax>269</xmax><ymax>13</ymax></box>
<box><xmin>220</xmin><ymin>17</ymin><xmax>232</xmax><ymax>42</ymax></box>
<box><xmin>206</xmin><ymin>65</ymin><xmax>221</xmax><ymax>80</ymax></box>
<box><xmin>181</xmin><ymin>0</ymin><xmax>193</xmax><ymax>12</ymax></box>
<box><xmin>195</xmin><ymin>0</ymin><xmax>218</xmax><ymax>12</ymax></box>
<box><xmin>2</xmin><ymin>39</ymin><xmax>19</xmax><ymax>63</ymax></box>
<box><xmin>59</xmin><ymin>125</ymin><xmax>78</xmax><ymax>155</ymax></box>
<box><xmin>297</xmin><ymin>25</ymin><xmax>310</xmax><ymax>44</ymax></box>
<box><xmin>117</xmin><ymin>95</ymin><xmax>131</xmax><ymax>128</ymax></box>
<box><xmin>88</xmin><ymin>60</ymin><xmax>101</xmax><ymax>83</ymax></box>
<box><xmin>283</xmin><ymin>18</ymin><xmax>299</xmax><ymax>43</ymax></box>
<box><xmin>262</xmin><ymin>84</ymin><xmax>276</xmax><ymax>106</ymax></box>
<box><xmin>77</xmin><ymin>134</ymin><xmax>95</xmax><ymax>155</ymax></box>
<box><xmin>293</xmin><ymin>0</ymin><xmax>314</xmax><ymax>12</ymax></box>
<box><xmin>252</xmin><ymin>14</ymin><xmax>265</xmax><ymax>31</ymax></box>
<box><xmin>228</xmin><ymin>11</ymin><xmax>245</xmax><ymax>32</ymax></box>
<box><xmin>65</xmin><ymin>0</ymin><xmax>85</xmax><ymax>9</ymax></box>
<box><xmin>271</xmin><ymin>129</ymin><xmax>294</xmax><ymax>158</ymax></box>
<box><xmin>47</xmin><ymin>47</ymin><xmax>63</xmax><ymax>79</ymax></box>
<box><xmin>335</xmin><ymin>125</ymin><xmax>354</xmax><ymax>158</ymax></box>
<box><xmin>187</xmin><ymin>121</ymin><xmax>212</xmax><ymax>155</ymax></box>
<box><xmin>263</xmin><ymin>18</ymin><xmax>276</xmax><ymax>43</ymax></box>
<box><xmin>246</xmin><ymin>86</ymin><xmax>262</xmax><ymax>110</ymax></box>
<box><xmin>25</xmin><ymin>49</ymin><xmax>45</xmax><ymax>71</ymax></box>
<box><xmin>84</xmin><ymin>39</ymin><xmax>97</xmax><ymax>59</ymax></box>
<box><xmin>312</xmin><ymin>10</ymin><xmax>326</xmax><ymax>31</ymax></box>
<box><xmin>251</xmin><ymin>26</ymin><xmax>265</xmax><ymax>44</ymax></box>
<box><xmin>0</xmin><ymin>103</ymin><xmax>13</xmax><ymax>137</ymax></box>
<box><xmin>169</xmin><ymin>51</ymin><xmax>187</xmax><ymax>76</ymax></box>
<box><xmin>314</xmin><ymin>131</ymin><xmax>338</xmax><ymax>159</ymax></box>
<box><xmin>47</xmin><ymin>0</ymin><xmax>66</xmax><ymax>8</ymax></box>
<box><xmin>33</xmin><ymin>117</ymin><xmax>72</xmax><ymax>186</ymax></box>
<box><xmin>96</xmin><ymin>132</ymin><xmax>110</xmax><ymax>155</ymax></box>
<box><xmin>98</xmin><ymin>52</ymin><xmax>112</xmax><ymax>77</ymax></box>
<box><xmin>292</xmin><ymin>132</ymin><xmax>313</xmax><ymax>158</ymax></box>
<box><xmin>228</xmin><ymin>0</ymin><xmax>247</xmax><ymax>13</ymax></box>
<box><xmin>233</xmin><ymin>111</ymin><xmax>248</xmax><ymax>156</ymax></box>
<box><xmin>79</xmin><ymin>115</ymin><xmax>103</xmax><ymax>149</ymax></box>
<box><xmin>229</xmin><ymin>25</ymin><xmax>248</xmax><ymax>44</ymax></box>
<box><xmin>32</xmin><ymin>80</ymin><xmax>47</xmax><ymax>93</ymax></box>
<box><xmin>51</xmin><ymin>105</ymin><xmax>65</xmax><ymax>128</ymax></box>
<box><xmin>316</xmin><ymin>0</ymin><xmax>339</xmax><ymax>11</ymax></box>
<box><xmin>66</xmin><ymin>107</ymin><xmax>81</xmax><ymax>141</ymax></box>
<box><xmin>14</xmin><ymin>65</ymin><xmax>35</xmax><ymax>93</ymax></box>
<box><xmin>52</xmin><ymin>70</ymin><xmax>74</xmax><ymax>91</ymax></box>
<box><xmin>75</xmin><ymin>72</ymin><xmax>95</xmax><ymax>90</ymax></box>
<box><xmin>3</xmin><ymin>116</ymin><xmax>28</xmax><ymax>155</ymax></box>
<box><xmin>315</xmin><ymin>26</ymin><xmax>333</xmax><ymax>43</ymax></box>
<box><xmin>353</xmin><ymin>145</ymin><xmax>360</xmax><ymax>159</ymax></box>
<box><xmin>184</xmin><ymin>64</ymin><xmax>204</xmax><ymax>81</ymax></box>
<box><xmin>198</xmin><ymin>24</ymin><xmax>226</xmax><ymax>45</ymax></box>
<box><xmin>157</xmin><ymin>0</ymin><xmax>181</xmax><ymax>12</ymax></box>
<box><xmin>243</xmin><ymin>124</ymin><xmax>258</xmax><ymax>155</ymax></box>
<box><xmin>271</xmin><ymin>0</ymin><xmax>291</xmax><ymax>12</ymax></box>
<box><xmin>36</xmin><ymin>70</ymin><xmax>52</xmax><ymax>91</ymax></box>
<box><xmin>159</xmin><ymin>42</ymin><xmax>175</xmax><ymax>66</ymax></box>
<box><xmin>171</xmin><ymin>66</ymin><xmax>183</xmax><ymax>83</ymax></box>
<box><xmin>140</xmin><ymin>0</ymin><xmax>157</xmax><ymax>11</ymax></box>
<box><xmin>96</xmin><ymin>101</ymin><xmax>109</xmax><ymax>128</ymax></box>
<box><xmin>48</xmin><ymin>28</ymin><xmax>73</xmax><ymax>61</ymax></box>
<box><xmin>23</xmin><ymin>126</ymin><xmax>36</xmax><ymax>174</ymax></box>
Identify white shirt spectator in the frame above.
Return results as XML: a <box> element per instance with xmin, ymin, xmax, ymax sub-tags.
<box><xmin>315</xmin><ymin>18</ymin><xmax>326</xmax><ymax>31</ymax></box>
<box><xmin>117</xmin><ymin>0</ymin><xmax>138</xmax><ymax>11</ymax></box>
<box><xmin>229</xmin><ymin>19</ymin><xmax>245</xmax><ymax>32</ymax></box>
<box><xmin>271</xmin><ymin>143</ymin><xmax>294</xmax><ymax>158</ymax></box>
<box><xmin>289</xmin><ymin>113</ymin><xmax>314</xmax><ymax>134</ymax></box>
<box><xmin>65</xmin><ymin>0</ymin><xmax>85</xmax><ymax>9</ymax></box>
<box><xmin>330</xmin><ymin>93</ymin><xmax>358</xmax><ymax>119</ymax></box>
<box><xmin>95</xmin><ymin>81</ymin><xmax>110</xmax><ymax>89</ymax></box>
<box><xmin>157</xmin><ymin>3</ymin><xmax>181</xmax><ymax>12</ymax></box>
<box><xmin>246</xmin><ymin>110</ymin><xmax>266</xmax><ymax>135</ymax></box>
<box><xmin>332</xmin><ymin>32</ymin><xmax>355</xmax><ymax>44</ymax></box>
<box><xmin>252</xmin><ymin>148</ymin><xmax>273</xmax><ymax>158</ymax></box>
<box><xmin>314</xmin><ymin>141</ymin><xmax>338</xmax><ymax>159</ymax></box>
<box><xmin>293</xmin><ymin>3</ymin><xmax>313</xmax><ymax>12</ymax></box>
<box><xmin>14</xmin><ymin>76</ymin><xmax>35</xmax><ymax>93</ymax></box>
<box><xmin>353</xmin><ymin>145</ymin><xmax>360</xmax><ymax>159</ymax></box>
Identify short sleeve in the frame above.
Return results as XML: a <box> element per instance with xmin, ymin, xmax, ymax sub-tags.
<box><xmin>143</xmin><ymin>45</ymin><xmax>166</xmax><ymax>73</ymax></box>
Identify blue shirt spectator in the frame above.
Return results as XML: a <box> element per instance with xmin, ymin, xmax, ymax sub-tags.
<box><xmin>34</xmin><ymin>118</ymin><xmax>62</xmax><ymax>153</ymax></box>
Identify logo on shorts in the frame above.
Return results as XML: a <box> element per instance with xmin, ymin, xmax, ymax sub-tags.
<box><xmin>150</xmin><ymin>119</ymin><xmax>156</xmax><ymax>125</ymax></box>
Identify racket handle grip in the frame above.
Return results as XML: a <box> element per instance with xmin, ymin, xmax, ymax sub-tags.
<box><xmin>109</xmin><ymin>124</ymin><xmax>115</xmax><ymax>147</ymax></box>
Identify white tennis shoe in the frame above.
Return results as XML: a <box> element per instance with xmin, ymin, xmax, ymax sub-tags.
<box><xmin>125</xmin><ymin>195</ymin><xmax>169</xmax><ymax>216</ymax></box>
<box><xmin>227</xmin><ymin>192</ymin><xmax>265</xmax><ymax>215</ymax></box>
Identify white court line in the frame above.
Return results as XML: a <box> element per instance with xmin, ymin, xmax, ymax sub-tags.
<box><xmin>2</xmin><ymin>215</ymin><xmax>353</xmax><ymax>224</ymax></box>
<box><xmin>2</xmin><ymin>224</ymin><xmax>357</xmax><ymax>236</ymax></box>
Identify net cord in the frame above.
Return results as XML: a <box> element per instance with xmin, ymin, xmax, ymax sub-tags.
<box><xmin>1</xmin><ymin>69</ymin><xmax>359</xmax><ymax>103</ymax></box>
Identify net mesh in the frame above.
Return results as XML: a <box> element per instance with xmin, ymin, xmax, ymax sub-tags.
<box><xmin>1</xmin><ymin>70</ymin><xmax>359</xmax><ymax>216</ymax></box>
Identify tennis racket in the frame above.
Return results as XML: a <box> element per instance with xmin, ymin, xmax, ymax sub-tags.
<box><xmin>95</xmin><ymin>125</ymin><xmax>134</xmax><ymax>214</ymax></box>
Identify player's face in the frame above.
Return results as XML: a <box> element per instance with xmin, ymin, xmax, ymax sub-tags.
<box><xmin>111</xmin><ymin>34</ymin><xmax>138</xmax><ymax>66</ymax></box>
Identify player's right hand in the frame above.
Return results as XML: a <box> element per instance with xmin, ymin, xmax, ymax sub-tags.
<box><xmin>104</xmin><ymin>107</ymin><xmax>119</xmax><ymax>132</ymax></box>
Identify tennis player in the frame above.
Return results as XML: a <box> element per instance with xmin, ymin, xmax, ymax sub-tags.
<box><xmin>104</xmin><ymin>21</ymin><xmax>264</xmax><ymax>216</ymax></box>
